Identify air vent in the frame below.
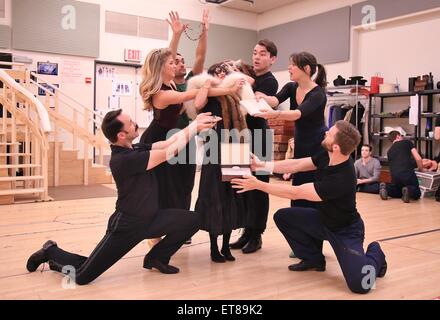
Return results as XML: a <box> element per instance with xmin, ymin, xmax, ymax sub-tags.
<box><xmin>105</xmin><ymin>11</ymin><xmax>168</xmax><ymax>40</ymax></box>
<box><xmin>0</xmin><ymin>0</ymin><xmax>5</xmax><ymax>18</ymax></box>
<box><xmin>105</xmin><ymin>11</ymin><xmax>138</xmax><ymax>37</ymax></box>
<box><xmin>138</xmin><ymin>16</ymin><xmax>167</xmax><ymax>40</ymax></box>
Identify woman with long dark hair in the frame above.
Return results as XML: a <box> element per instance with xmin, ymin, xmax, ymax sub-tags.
<box><xmin>255</xmin><ymin>51</ymin><xmax>328</xmax><ymax>209</ymax></box>
<box><xmin>192</xmin><ymin>61</ymin><xmax>253</xmax><ymax>263</ymax></box>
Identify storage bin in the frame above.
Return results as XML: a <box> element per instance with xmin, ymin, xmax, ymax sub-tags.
<box><xmin>416</xmin><ymin>171</ymin><xmax>440</xmax><ymax>190</ymax></box>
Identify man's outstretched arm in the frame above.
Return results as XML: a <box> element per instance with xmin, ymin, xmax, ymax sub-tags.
<box><xmin>231</xmin><ymin>176</ymin><xmax>322</xmax><ymax>202</ymax></box>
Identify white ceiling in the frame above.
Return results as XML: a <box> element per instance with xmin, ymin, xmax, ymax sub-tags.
<box><xmin>218</xmin><ymin>0</ymin><xmax>304</xmax><ymax>14</ymax></box>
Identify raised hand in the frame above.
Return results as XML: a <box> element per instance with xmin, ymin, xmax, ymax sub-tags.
<box><xmin>201</xmin><ymin>9</ymin><xmax>210</xmax><ymax>32</ymax></box>
<box><xmin>166</xmin><ymin>11</ymin><xmax>187</xmax><ymax>35</ymax></box>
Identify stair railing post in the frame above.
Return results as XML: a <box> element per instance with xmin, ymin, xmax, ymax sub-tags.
<box><xmin>83</xmin><ymin>110</ymin><xmax>89</xmax><ymax>186</ymax></box>
<box><xmin>54</xmin><ymin>91</ymin><xmax>60</xmax><ymax>187</ymax></box>
<box><xmin>24</xmin><ymin>101</ymin><xmax>31</xmax><ymax>189</ymax></box>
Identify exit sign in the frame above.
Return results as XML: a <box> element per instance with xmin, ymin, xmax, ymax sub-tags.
<box><xmin>124</xmin><ymin>49</ymin><xmax>142</xmax><ymax>63</ymax></box>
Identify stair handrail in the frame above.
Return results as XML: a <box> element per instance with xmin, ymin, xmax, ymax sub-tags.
<box><xmin>0</xmin><ymin>70</ymin><xmax>51</xmax><ymax>132</ymax></box>
<box><xmin>0</xmin><ymin>62</ymin><xmax>25</xmax><ymax>68</ymax></box>
<box><xmin>27</xmin><ymin>72</ymin><xmax>109</xmax><ymax>150</ymax></box>
<box><xmin>29</xmin><ymin>78</ymin><xmax>104</xmax><ymax>137</ymax></box>
<box><xmin>29</xmin><ymin>71</ymin><xmax>104</xmax><ymax>121</ymax></box>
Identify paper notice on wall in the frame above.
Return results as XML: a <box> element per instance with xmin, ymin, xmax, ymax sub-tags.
<box><xmin>61</xmin><ymin>59</ymin><xmax>83</xmax><ymax>83</ymax></box>
<box><xmin>409</xmin><ymin>95</ymin><xmax>421</xmax><ymax>125</ymax></box>
<box><xmin>97</xmin><ymin>66</ymin><xmax>116</xmax><ymax>79</ymax></box>
<box><xmin>112</xmin><ymin>81</ymin><xmax>133</xmax><ymax>96</ymax></box>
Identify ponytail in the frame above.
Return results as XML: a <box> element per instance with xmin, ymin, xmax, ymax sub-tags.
<box><xmin>314</xmin><ymin>63</ymin><xmax>327</xmax><ymax>89</ymax></box>
<box><xmin>290</xmin><ymin>52</ymin><xmax>327</xmax><ymax>89</ymax></box>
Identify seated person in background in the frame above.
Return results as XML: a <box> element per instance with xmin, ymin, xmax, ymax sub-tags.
<box><xmin>354</xmin><ymin>144</ymin><xmax>381</xmax><ymax>194</ymax></box>
<box><xmin>379</xmin><ymin>131</ymin><xmax>425</xmax><ymax>203</ymax></box>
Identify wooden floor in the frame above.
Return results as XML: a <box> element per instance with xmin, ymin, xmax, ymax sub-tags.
<box><xmin>1</xmin><ymin>176</ymin><xmax>440</xmax><ymax>300</ymax></box>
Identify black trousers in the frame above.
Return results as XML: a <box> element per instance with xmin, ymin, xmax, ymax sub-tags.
<box><xmin>46</xmin><ymin>209</ymin><xmax>200</xmax><ymax>285</ymax></box>
<box><xmin>386</xmin><ymin>170</ymin><xmax>421</xmax><ymax>200</ymax></box>
<box><xmin>274</xmin><ymin>207</ymin><xmax>386</xmax><ymax>294</ymax></box>
<box><xmin>245</xmin><ymin>117</ymin><xmax>272</xmax><ymax>236</ymax></box>
<box><xmin>357</xmin><ymin>182</ymin><xmax>380</xmax><ymax>194</ymax></box>
<box><xmin>247</xmin><ymin>173</ymin><xmax>270</xmax><ymax>235</ymax></box>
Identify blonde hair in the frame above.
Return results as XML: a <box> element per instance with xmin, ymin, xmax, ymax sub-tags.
<box><xmin>139</xmin><ymin>48</ymin><xmax>172</xmax><ymax>111</ymax></box>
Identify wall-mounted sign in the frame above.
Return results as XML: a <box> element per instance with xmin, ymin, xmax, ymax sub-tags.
<box><xmin>124</xmin><ymin>49</ymin><xmax>142</xmax><ymax>63</ymax></box>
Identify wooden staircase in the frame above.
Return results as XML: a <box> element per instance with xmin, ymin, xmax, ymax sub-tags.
<box><xmin>0</xmin><ymin>64</ymin><xmax>112</xmax><ymax>204</ymax></box>
<box><xmin>48</xmin><ymin>142</ymin><xmax>111</xmax><ymax>186</ymax></box>
<box><xmin>26</xmin><ymin>70</ymin><xmax>112</xmax><ymax>188</ymax></box>
<box><xmin>0</xmin><ymin>68</ymin><xmax>50</xmax><ymax>204</ymax></box>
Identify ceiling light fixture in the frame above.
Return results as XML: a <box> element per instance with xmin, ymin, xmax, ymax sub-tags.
<box><xmin>204</xmin><ymin>0</ymin><xmax>254</xmax><ymax>4</ymax></box>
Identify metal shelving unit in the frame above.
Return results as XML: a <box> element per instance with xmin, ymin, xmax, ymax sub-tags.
<box><xmin>369</xmin><ymin>89</ymin><xmax>440</xmax><ymax>160</ymax></box>
<box><xmin>417</xmin><ymin>89</ymin><xmax>440</xmax><ymax>159</ymax></box>
<box><xmin>327</xmin><ymin>84</ymin><xmax>370</xmax><ymax>159</ymax></box>
<box><xmin>369</xmin><ymin>92</ymin><xmax>417</xmax><ymax>160</ymax></box>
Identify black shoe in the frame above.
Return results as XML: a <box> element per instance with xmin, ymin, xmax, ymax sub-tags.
<box><xmin>242</xmin><ymin>235</ymin><xmax>262</xmax><ymax>254</ymax></box>
<box><xmin>377</xmin><ymin>261</ymin><xmax>387</xmax><ymax>278</ymax></box>
<box><xmin>210</xmin><ymin>250</ymin><xmax>226</xmax><ymax>263</ymax></box>
<box><xmin>288</xmin><ymin>260</ymin><xmax>326</xmax><ymax>272</ymax></box>
<box><xmin>143</xmin><ymin>257</ymin><xmax>179</xmax><ymax>274</ymax></box>
<box><xmin>26</xmin><ymin>240</ymin><xmax>57</xmax><ymax>272</ymax></box>
<box><xmin>221</xmin><ymin>248</ymin><xmax>236</xmax><ymax>262</ymax></box>
<box><xmin>379</xmin><ymin>183</ymin><xmax>388</xmax><ymax>200</ymax></box>
<box><xmin>402</xmin><ymin>187</ymin><xmax>410</xmax><ymax>203</ymax></box>
<box><xmin>367</xmin><ymin>241</ymin><xmax>387</xmax><ymax>278</ymax></box>
<box><xmin>229</xmin><ymin>232</ymin><xmax>250</xmax><ymax>250</ymax></box>
<box><xmin>185</xmin><ymin>238</ymin><xmax>192</xmax><ymax>245</ymax></box>
<box><xmin>48</xmin><ymin>260</ymin><xmax>63</xmax><ymax>272</ymax></box>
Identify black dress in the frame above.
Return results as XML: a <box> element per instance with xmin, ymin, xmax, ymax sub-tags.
<box><xmin>195</xmin><ymin>97</ymin><xmax>252</xmax><ymax>235</ymax></box>
<box><xmin>275</xmin><ymin>82</ymin><xmax>327</xmax><ymax>208</ymax></box>
<box><xmin>140</xmin><ymin>84</ymin><xmax>196</xmax><ymax>210</ymax></box>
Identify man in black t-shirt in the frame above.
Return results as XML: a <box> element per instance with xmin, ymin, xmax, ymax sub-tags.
<box><xmin>166</xmin><ymin>11</ymin><xmax>210</xmax><ymax>244</ymax></box>
<box><xmin>25</xmin><ymin>110</ymin><xmax>219</xmax><ymax>285</ymax></box>
<box><xmin>232</xmin><ymin>121</ymin><xmax>387</xmax><ymax>294</ymax></box>
<box><xmin>379</xmin><ymin>131</ymin><xmax>424</xmax><ymax>203</ymax></box>
<box><xmin>230</xmin><ymin>39</ymin><xmax>279</xmax><ymax>254</ymax></box>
